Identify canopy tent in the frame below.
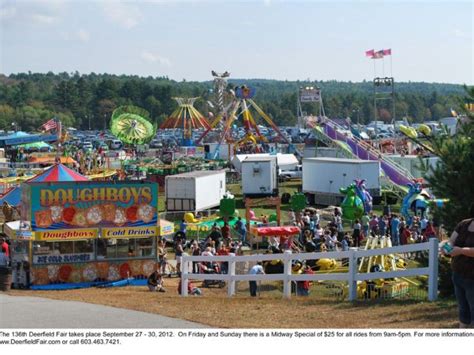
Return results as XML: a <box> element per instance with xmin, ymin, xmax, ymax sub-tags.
<box><xmin>250</xmin><ymin>226</ymin><xmax>301</xmax><ymax>237</ymax></box>
<box><xmin>0</xmin><ymin>164</ymin><xmax>88</xmax><ymax>206</ymax></box>
<box><xmin>18</xmin><ymin>141</ymin><xmax>52</xmax><ymax>151</ymax></box>
<box><xmin>0</xmin><ymin>131</ymin><xmax>58</xmax><ymax>147</ymax></box>
<box><xmin>28</xmin><ymin>163</ymin><xmax>88</xmax><ymax>182</ymax></box>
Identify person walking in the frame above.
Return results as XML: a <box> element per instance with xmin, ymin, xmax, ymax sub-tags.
<box><xmin>441</xmin><ymin>205</ymin><xmax>474</xmax><ymax>328</ymax></box>
<box><xmin>390</xmin><ymin>214</ymin><xmax>401</xmax><ymax>246</ymax></box>
<box><xmin>361</xmin><ymin>213</ymin><xmax>370</xmax><ymax>239</ymax></box>
<box><xmin>248</xmin><ymin>262</ymin><xmax>265</xmax><ymax>297</ymax></box>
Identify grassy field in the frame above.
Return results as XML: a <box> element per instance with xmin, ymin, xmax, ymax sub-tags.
<box><xmin>7</xmin><ymin>281</ymin><xmax>459</xmax><ymax>328</ymax></box>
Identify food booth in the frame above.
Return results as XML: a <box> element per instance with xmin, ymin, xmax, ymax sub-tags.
<box><xmin>20</xmin><ymin>180</ymin><xmax>161</xmax><ymax>285</ymax></box>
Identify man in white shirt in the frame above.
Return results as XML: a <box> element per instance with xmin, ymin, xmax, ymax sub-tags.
<box><xmin>249</xmin><ymin>262</ymin><xmax>265</xmax><ymax>296</ymax></box>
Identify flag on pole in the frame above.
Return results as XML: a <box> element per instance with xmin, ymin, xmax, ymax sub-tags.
<box><xmin>41</xmin><ymin>118</ymin><xmax>58</xmax><ymax>131</ymax></box>
<box><xmin>373</xmin><ymin>50</ymin><xmax>385</xmax><ymax>59</ymax></box>
<box><xmin>383</xmin><ymin>48</ymin><xmax>392</xmax><ymax>56</ymax></box>
<box><xmin>365</xmin><ymin>49</ymin><xmax>375</xmax><ymax>57</ymax></box>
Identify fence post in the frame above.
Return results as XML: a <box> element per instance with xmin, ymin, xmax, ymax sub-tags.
<box><xmin>228</xmin><ymin>253</ymin><xmax>236</xmax><ymax>297</ymax></box>
<box><xmin>348</xmin><ymin>248</ymin><xmax>358</xmax><ymax>301</ymax></box>
<box><xmin>283</xmin><ymin>250</ymin><xmax>292</xmax><ymax>299</ymax></box>
<box><xmin>181</xmin><ymin>255</ymin><xmax>189</xmax><ymax>297</ymax></box>
<box><xmin>428</xmin><ymin>238</ymin><xmax>439</xmax><ymax>301</ymax></box>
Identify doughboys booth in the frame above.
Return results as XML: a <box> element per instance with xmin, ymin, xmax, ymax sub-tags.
<box><xmin>20</xmin><ymin>181</ymin><xmax>160</xmax><ymax>285</ymax></box>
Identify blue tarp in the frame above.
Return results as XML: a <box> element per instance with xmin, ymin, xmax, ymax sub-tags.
<box><xmin>0</xmin><ymin>187</ymin><xmax>21</xmax><ymax>206</ymax></box>
<box><xmin>30</xmin><ymin>278</ymin><xmax>147</xmax><ymax>291</ymax></box>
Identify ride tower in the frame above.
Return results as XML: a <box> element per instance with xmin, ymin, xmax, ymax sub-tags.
<box><xmin>297</xmin><ymin>86</ymin><xmax>326</xmax><ymax>128</ymax></box>
<box><xmin>365</xmin><ymin>48</ymin><xmax>395</xmax><ymax>135</ymax></box>
<box><xmin>373</xmin><ymin>76</ymin><xmax>395</xmax><ymax>135</ymax></box>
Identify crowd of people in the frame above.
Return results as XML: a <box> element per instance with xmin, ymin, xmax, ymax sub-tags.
<box><xmin>285</xmin><ymin>207</ymin><xmax>440</xmax><ymax>255</ymax></box>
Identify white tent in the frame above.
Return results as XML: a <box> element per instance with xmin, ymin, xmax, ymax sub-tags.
<box><xmin>232</xmin><ymin>153</ymin><xmax>299</xmax><ymax>172</ymax></box>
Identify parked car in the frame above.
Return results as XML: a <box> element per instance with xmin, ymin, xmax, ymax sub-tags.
<box><xmin>108</xmin><ymin>140</ymin><xmax>123</xmax><ymax>150</ymax></box>
<box><xmin>279</xmin><ymin>165</ymin><xmax>303</xmax><ymax>180</ymax></box>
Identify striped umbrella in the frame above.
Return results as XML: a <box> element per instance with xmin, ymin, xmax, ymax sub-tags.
<box><xmin>29</xmin><ymin>163</ymin><xmax>88</xmax><ymax>182</ymax></box>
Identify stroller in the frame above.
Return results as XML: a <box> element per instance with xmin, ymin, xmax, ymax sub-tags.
<box><xmin>199</xmin><ymin>262</ymin><xmax>225</xmax><ymax>288</ymax></box>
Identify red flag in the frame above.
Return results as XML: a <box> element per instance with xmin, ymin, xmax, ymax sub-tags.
<box><xmin>41</xmin><ymin>118</ymin><xmax>58</xmax><ymax>131</ymax></box>
<box><xmin>383</xmin><ymin>48</ymin><xmax>392</xmax><ymax>56</ymax></box>
<box><xmin>373</xmin><ymin>50</ymin><xmax>384</xmax><ymax>59</ymax></box>
<box><xmin>365</xmin><ymin>49</ymin><xmax>375</xmax><ymax>57</ymax></box>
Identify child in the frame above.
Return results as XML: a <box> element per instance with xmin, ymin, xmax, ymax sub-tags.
<box><xmin>147</xmin><ymin>269</ymin><xmax>166</xmax><ymax>292</ymax></box>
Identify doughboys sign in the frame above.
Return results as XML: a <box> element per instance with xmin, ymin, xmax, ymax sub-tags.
<box><xmin>23</xmin><ymin>181</ymin><xmax>158</xmax><ymax>232</ymax></box>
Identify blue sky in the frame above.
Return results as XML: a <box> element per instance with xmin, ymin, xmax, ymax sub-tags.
<box><xmin>1</xmin><ymin>0</ymin><xmax>472</xmax><ymax>84</ymax></box>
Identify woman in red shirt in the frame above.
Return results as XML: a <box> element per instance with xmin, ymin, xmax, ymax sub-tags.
<box><xmin>423</xmin><ymin>221</ymin><xmax>437</xmax><ymax>240</ymax></box>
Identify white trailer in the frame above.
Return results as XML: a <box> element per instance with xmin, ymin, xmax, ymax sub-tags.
<box><xmin>232</xmin><ymin>153</ymin><xmax>298</xmax><ymax>172</ymax></box>
<box><xmin>165</xmin><ymin>170</ymin><xmax>226</xmax><ymax>212</ymax></box>
<box><xmin>303</xmin><ymin>157</ymin><xmax>381</xmax><ymax>206</ymax></box>
<box><xmin>241</xmin><ymin>156</ymin><xmax>278</xmax><ymax>197</ymax></box>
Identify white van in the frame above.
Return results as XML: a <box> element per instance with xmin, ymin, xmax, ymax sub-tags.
<box><xmin>109</xmin><ymin>140</ymin><xmax>123</xmax><ymax>150</ymax></box>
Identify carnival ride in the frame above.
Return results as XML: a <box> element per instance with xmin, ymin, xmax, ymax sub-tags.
<box><xmin>398</xmin><ymin>124</ymin><xmax>435</xmax><ymax>154</ymax></box>
<box><xmin>340</xmin><ymin>179</ymin><xmax>372</xmax><ymax>220</ymax></box>
<box><xmin>160</xmin><ymin>97</ymin><xmax>210</xmax><ymax>146</ymax></box>
<box><xmin>306</xmin><ymin>117</ymin><xmax>415</xmax><ymax>197</ymax></box>
<box><xmin>196</xmin><ymin>71</ymin><xmax>293</xmax><ymax>157</ymax></box>
<box><xmin>110</xmin><ymin>106</ymin><xmax>156</xmax><ymax>145</ymax></box>
<box><xmin>400</xmin><ymin>180</ymin><xmax>448</xmax><ymax>225</ymax></box>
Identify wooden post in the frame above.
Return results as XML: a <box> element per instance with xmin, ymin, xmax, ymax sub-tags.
<box><xmin>283</xmin><ymin>250</ymin><xmax>292</xmax><ymax>299</ymax></box>
<box><xmin>428</xmin><ymin>238</ymin><xmax>439</xmax><ymax>301</ymax></box>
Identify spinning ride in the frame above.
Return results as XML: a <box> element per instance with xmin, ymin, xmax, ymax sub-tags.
<box><xmin>160</xmin><ymin>97</ymin><xmax>210</xmax><ymax>146</ymax></box>
<box><xmin>110</xmin><ymin>106</ymin><xmax>156</xmax><ymax>145</ymax></box>
<box><xmin>196</xmin><ymin>71</ymin><xmax>291</xmax><ymax>154</ymax></box>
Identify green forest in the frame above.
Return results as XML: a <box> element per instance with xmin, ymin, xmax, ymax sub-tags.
<box><xmin>0</xmin><ymin>72</ymin><xmax>466</xmax><ymax>132</ymax></box>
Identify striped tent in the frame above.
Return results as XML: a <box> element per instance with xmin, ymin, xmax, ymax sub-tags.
<box><xmin>0</xmin><ymin>164</ymin><xmax>88</xmax><ymax>206</ymax></box>
<box><xmin>28</xmin><ymin>163</ymin><xmax>88</xmax><ymax>182</ymax></box>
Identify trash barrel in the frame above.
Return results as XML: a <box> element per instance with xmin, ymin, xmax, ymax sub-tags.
<box><xmin>0</xmin><ymin>267</ymin><xmax>12</xmax><ymax>291</ymax></box>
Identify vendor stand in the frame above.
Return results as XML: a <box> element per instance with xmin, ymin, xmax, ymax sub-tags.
<box><xmin>20</xmin><ymin>180</ymin><xmax>162</xmax><ymax>286</ymax></box>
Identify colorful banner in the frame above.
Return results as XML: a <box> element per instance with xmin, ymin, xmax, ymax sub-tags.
<box><xmin>158</xmin><ymin>220</ymin><xmax>174</xmax><ymax>236</ymax></box>
<box><xmin>24</xmin><ymin>181</ymin><xmax>158</xmax><ymax>231</ymax></box>
<box><xmin>102</xmin><ymin>226</ymin><xmax>158</xmax><ymax>239</ymax></box>
<box><xmin>35</xmin><ymin>229</ymin><xmax>98</xmax><ymax>241</ymax></box>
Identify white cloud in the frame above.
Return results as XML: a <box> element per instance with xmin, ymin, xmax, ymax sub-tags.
<box><xmin>30</xmin><ymin>13</ymin><xmax>57</xmax><ymax>25</ymax></box>
<box><xmin>103</xmin><ymin>1</ymin><xmax>143</xmax><ymax>29</ymax></box>
<box><xmin>1</xmin><ymin>1</ymin><xmax>64</xmax><ymax>25</ymax></box>
<box><xmin>0</xmin><ymin>5</ymin><xmax>17</xmax><ymax>20</ymax></box>
<box><xmin>452</xmin><ymin>29</ymin><xmax>470</xmax><ymax>39</ymax></box>
<box><xmin>141</xmin><ymin>51</ymin><xmax>171</xmax><ymax>66</ymax></box>
<box><xmin>76</xmin><ymin>28</ymin><xmax>90</xmax><ymax>42</ymax></box>
<box><xmin>263</xmin><ymin>0</ymin><xmax>272</xmax><ymax>6</ymax></box>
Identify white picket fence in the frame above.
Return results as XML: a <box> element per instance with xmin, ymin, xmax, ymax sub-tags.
<box><xmin>180</xmin><ymin>238</ymin><xmax>439</xmax><ymax>301</ymax></box>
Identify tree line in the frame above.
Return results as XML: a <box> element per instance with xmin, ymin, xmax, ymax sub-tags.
<box><xmin>0</xmin><ymin>72</ymin><xmax>466</xmax><ymax>132</ymax></box>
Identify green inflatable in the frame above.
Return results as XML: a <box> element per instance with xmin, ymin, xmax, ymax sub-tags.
<box><xmin>340</xmin><ymin>183</ymin><xmax>364</xmax><ymax>220</ymax></box>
